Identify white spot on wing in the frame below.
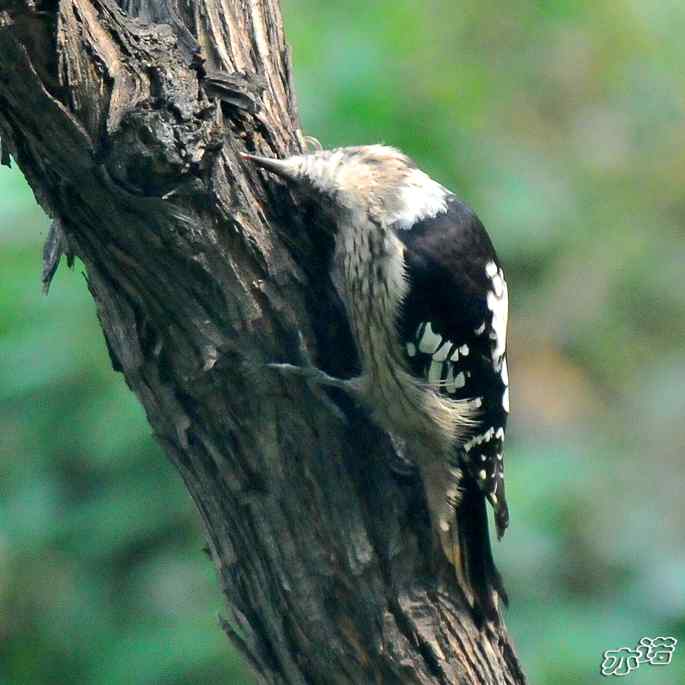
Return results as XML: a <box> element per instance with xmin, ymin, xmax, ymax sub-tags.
<box><xmin>463</xmin><ymin>426</ymin><xmax>495</xmax><ymax>452</ymax></box>
<box><xmin>492</xmin><ymin>273</ymin><xmax>504</xmax><ymax>297</ymax></box>
<box><xmin>449</xmin><ymin>347</ymin><xmax>460</xmax><ymax>362</ymax></box>
<box><xmin>501</xmin><ymin>357</ymin><xmax>509</xmax><ymax>386</ymax></box>
<box><xmin>459</xmin><ymin>344</ymin><xmax>469</xmax><ymax>356</ymax></box>
<box><xmin>454</xmin><ymin>371</ymin><xmax>466</xmax><ymax>389</ymax></box>
<box><xmin>445</xmin><ymin>366</ymin><xmax>457</xmax><ymax>394</ymax></box>
<box><xmin>474</xmin><ymin>322</ymin><xmax>486</xmax><ymax>335</ymax></box>
<box><xmin>479</xmin><ymin>469</ymin><xmax>487</xmax><ymax>480</ymax></box>
<box><xmin>502</xmin><ymin>387</ymin><xmax>510</xmax><ymax>412</ymax></box>
<box><xmin>432</xmin><ymin>342</ymin><xmax>450</xmax><ymax>362</ymax></box>
<box><xmin>417</xmin><ymin>322</ymin><xmax>441</xmax><ymax>353</ymax></box>
<box><xmin>485</xmin><ymin>261</ymin><xmax>498</xmax><ymax>278</ymax></box>
<box><xmin>486</xmin><ymin>270</ymin><xmax>508</xmax><ymax>362</ymax></box>
<box><xmin>428</xmin><ymin>359</ymin><xmax>443</xmax><ymax>385</ymax></box>
<box><xmin>406</xmin><ymin>342</ymin><xmax>416</xmax><ymax>357</ymax></box>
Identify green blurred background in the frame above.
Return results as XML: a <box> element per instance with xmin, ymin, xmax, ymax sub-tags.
<box><xmin>2</xmin><ymin>1</ymin><xmax>684</xmax><ymax>683</ymax></box>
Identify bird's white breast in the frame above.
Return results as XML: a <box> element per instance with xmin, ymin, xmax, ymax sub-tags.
<box><xmin>332</xmin><ymin>217</ymin><xmax>470</xmax><ymax>456</ymax></box>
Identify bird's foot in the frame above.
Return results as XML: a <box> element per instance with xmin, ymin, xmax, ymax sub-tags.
<box><xmin>266</xmin><ymin>362</ymin><xmax>356</xmax><ymax>393</ymax></box>
<box><xmin>266</xmin><ymin>332</ymin><xmax>361</xmax><ymax>422</ymax></box>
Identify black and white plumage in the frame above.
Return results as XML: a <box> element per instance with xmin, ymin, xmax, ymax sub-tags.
<box><xmin>245</xmin><ymin>145</ymin><xmax>510</xmax><ymax>621</ymax></box>
<box><xmin>398</xmin><ymin>196</ymin><xmax>510</xmax><ymax>538</ymax></box>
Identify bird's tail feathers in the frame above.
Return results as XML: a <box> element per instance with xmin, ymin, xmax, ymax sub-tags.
<box><xmin>424</xmin><ymin>465</ymin><xmax>507</xmax><ymax>625</ymax></box>
<box><xmin>453</xmin><ymin>479</ymin><xmax>508</xmax><ymax>624</ymax></box>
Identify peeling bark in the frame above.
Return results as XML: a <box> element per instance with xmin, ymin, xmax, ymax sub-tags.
<box><xmin>0</xmin><ymin>1</ymin><xmax>527</xmax><ymax>683</ymax></box>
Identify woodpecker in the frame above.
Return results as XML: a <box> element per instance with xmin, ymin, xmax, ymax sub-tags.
<box><xmin>244</xmin><ymin>145</ymin><xmax>510</xmax><ymax>621</ymax></box>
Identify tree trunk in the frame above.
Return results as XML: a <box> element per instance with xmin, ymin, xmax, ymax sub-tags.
<box><xmin>0</xmin><ymin>1</ymin><xmax>526</xmax><ymax>683</ymax></box>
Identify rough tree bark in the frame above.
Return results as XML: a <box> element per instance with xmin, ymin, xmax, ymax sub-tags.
<box><xmin>0</xmin><ymin>2</ymin><xmax>527</xmax><ymax>683</ymax></box>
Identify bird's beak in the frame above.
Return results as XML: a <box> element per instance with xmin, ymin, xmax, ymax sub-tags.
<box><xmin>240</xmin><ymin>152</ymin><xmax>301</xmax><ymax>180</ymax></box>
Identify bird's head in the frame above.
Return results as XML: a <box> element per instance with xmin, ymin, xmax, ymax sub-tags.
<box><xmin>242</xmin><ymin>145</ymin><xmax>448</xmax><ymax>229</ymax></box>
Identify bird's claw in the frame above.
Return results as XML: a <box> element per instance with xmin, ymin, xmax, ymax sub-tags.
<box><xmin>266</xmin><ymin>360</ymin><xmax>351</xmax><ymax>425</ymax></box>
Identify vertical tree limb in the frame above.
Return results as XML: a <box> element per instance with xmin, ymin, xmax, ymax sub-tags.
<box><xmin>0</xmin><ymin>1</ymin><xmax>526</xmax><ymax>682</ymax></box>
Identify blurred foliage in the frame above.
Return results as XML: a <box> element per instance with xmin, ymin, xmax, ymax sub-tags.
<box><xmin>0</xmin><ymin>171</ymin><xmax>250</xmax><ymax>683</ymax></box>
<box><xmin>2</xmin><ymin>0</ymin><xmax>685</xmax><ymax>683</ymax></box>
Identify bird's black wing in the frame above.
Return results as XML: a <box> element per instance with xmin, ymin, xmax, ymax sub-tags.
<box><xmin>395</xmin><ymin>195</ymin><xmax>510</xmax><ymax>538</ymax></box>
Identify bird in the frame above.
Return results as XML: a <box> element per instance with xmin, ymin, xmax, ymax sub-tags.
<box><xmin>243</xmin><ymin>145</ymin><xmax>510</xmax><ymax>622</ymax></box>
